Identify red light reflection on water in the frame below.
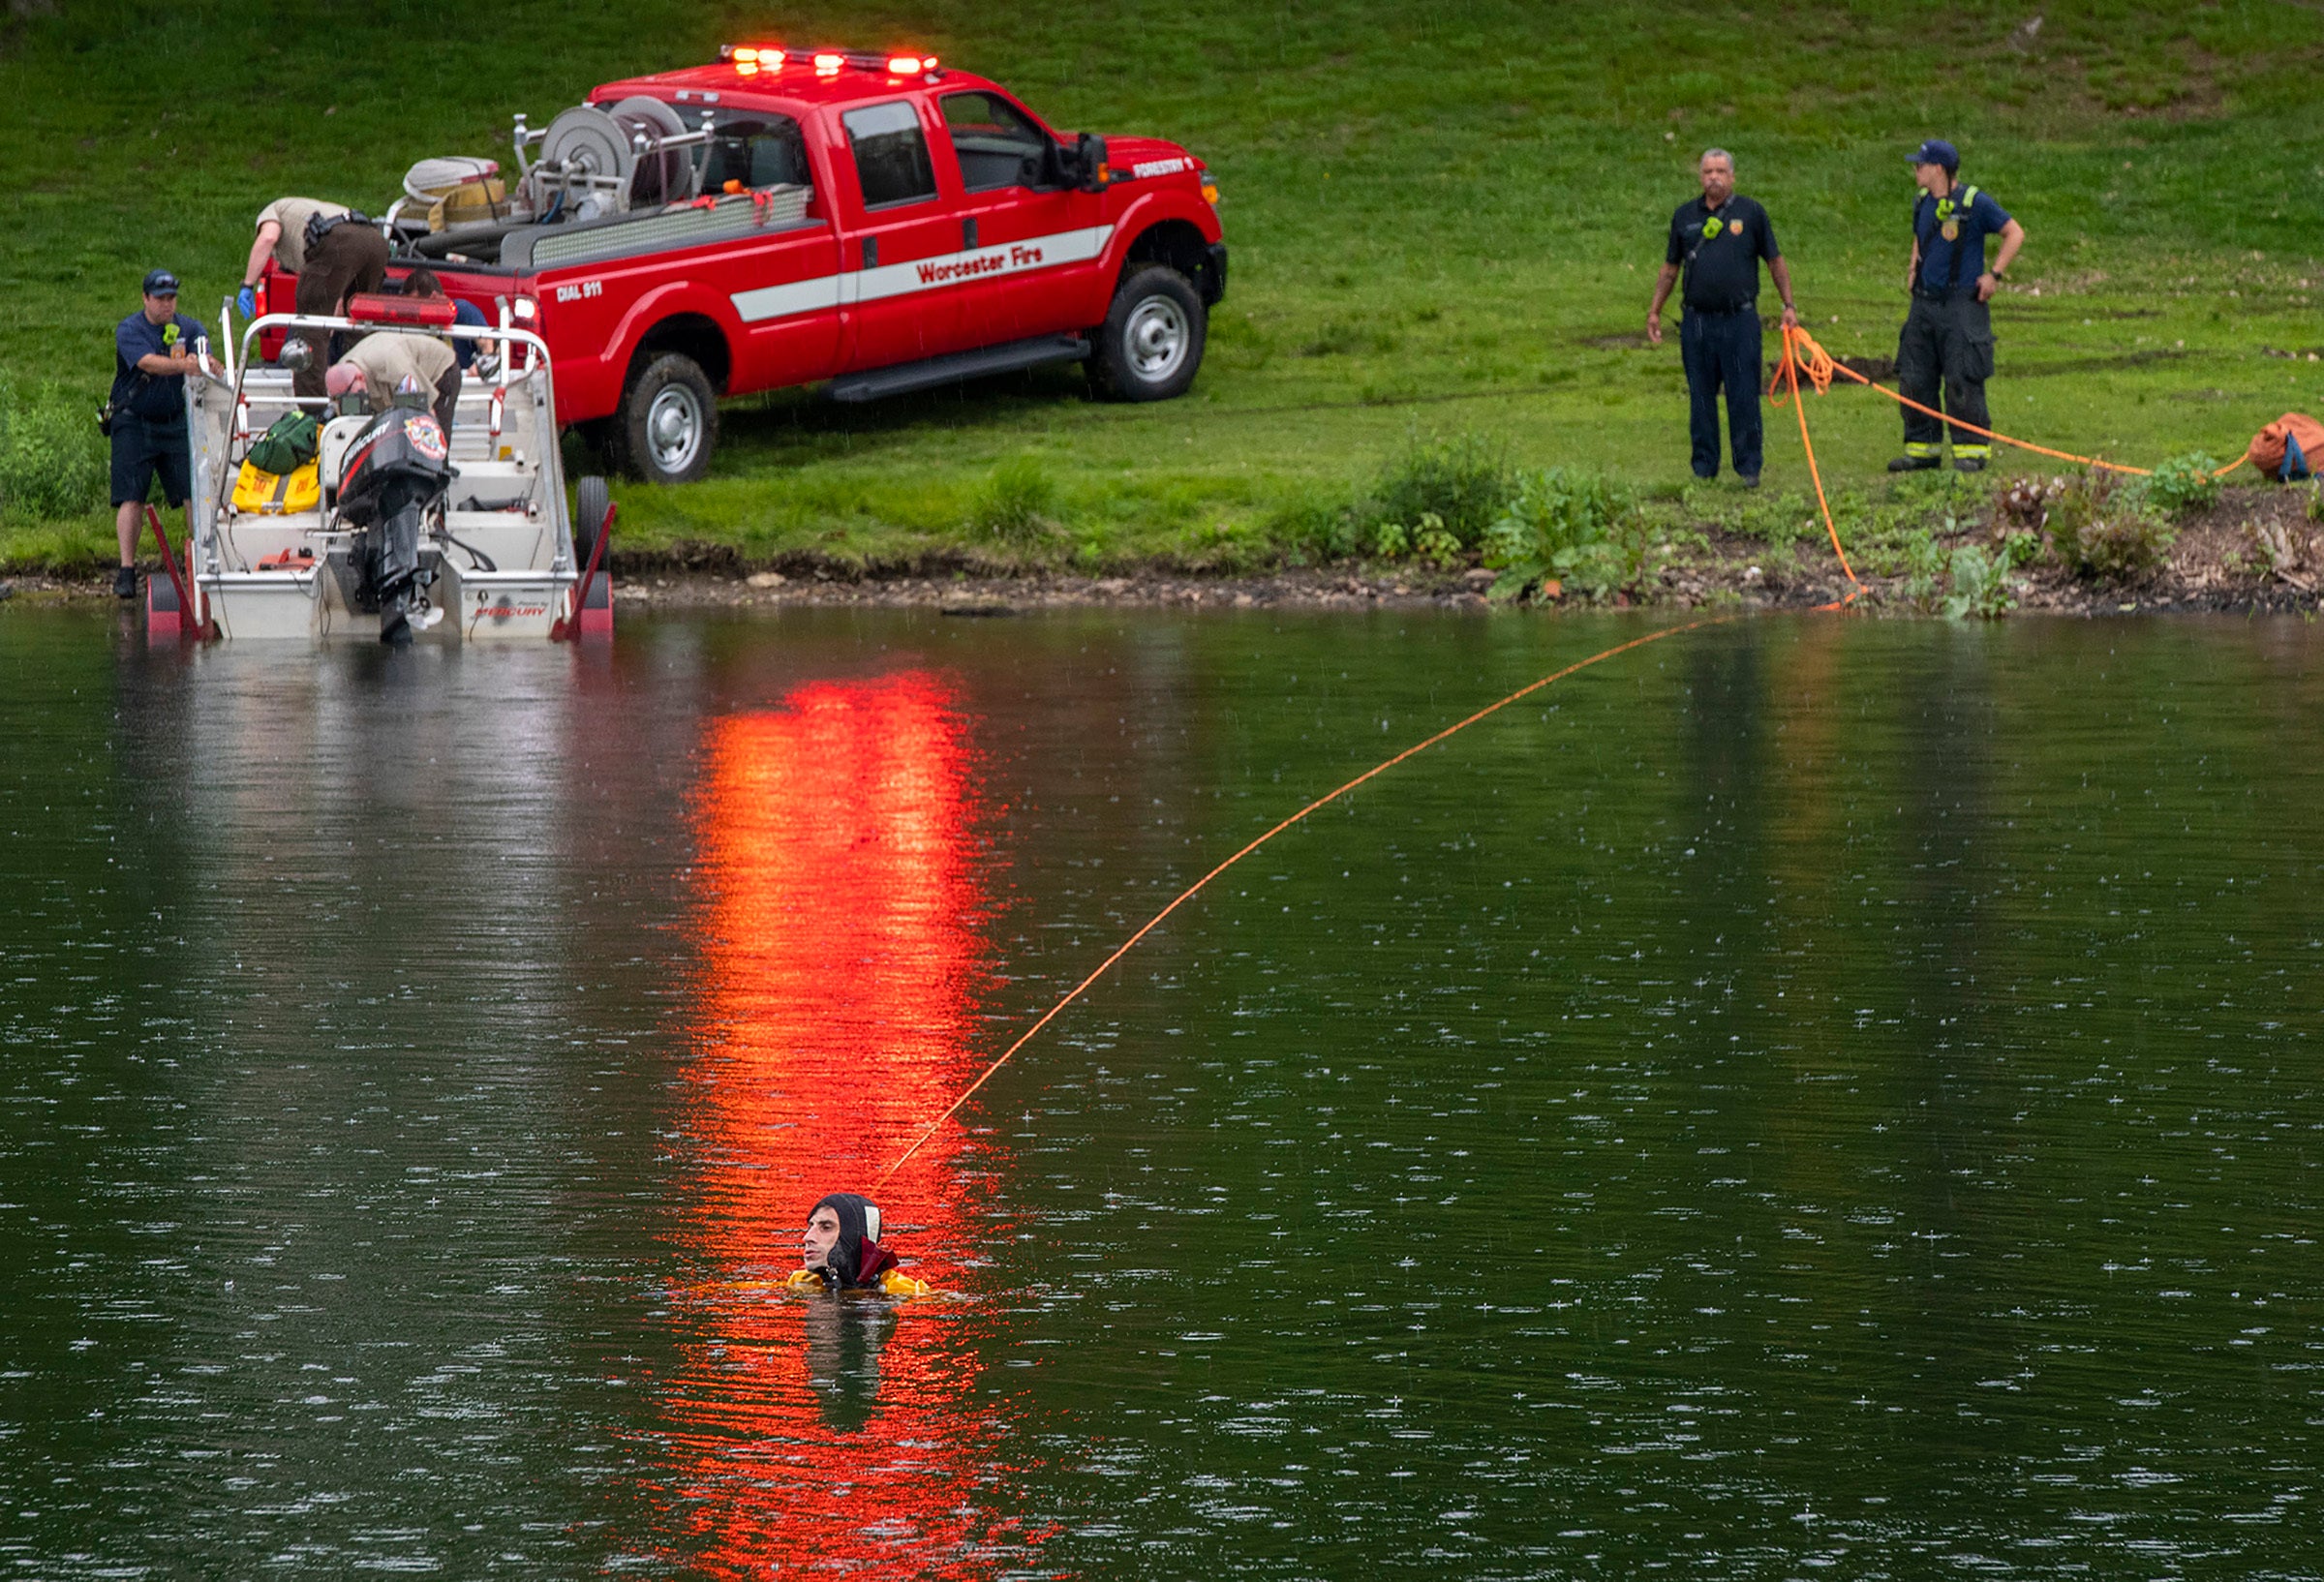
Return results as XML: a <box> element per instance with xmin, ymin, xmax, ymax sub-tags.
<box><xmin>647</xmin><ymin>672</ymin><xmax>1029</xmax><ymax>1578</ymax></box>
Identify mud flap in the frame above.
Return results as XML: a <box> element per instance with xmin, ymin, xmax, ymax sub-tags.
<box><xmin>145</xmin><ymin>566</ymin><xmax>183</xmax><ymax>643</ymax></box>
<box><xmin>577</xmin><ymin>565</ymin><xmax>614</xmax><ymax>639</ymax></box>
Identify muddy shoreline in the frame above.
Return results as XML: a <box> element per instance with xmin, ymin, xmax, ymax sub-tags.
<box><xmin>12</xmin><ymin>489</ymin><xmax>2320</xmax><ymax>618</ymax></box>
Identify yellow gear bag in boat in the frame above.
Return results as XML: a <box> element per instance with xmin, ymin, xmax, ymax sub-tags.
<box><xmin>232</xmin><ymin>457</ymin><xmax>321</xmax><ymax>516</ymax></box>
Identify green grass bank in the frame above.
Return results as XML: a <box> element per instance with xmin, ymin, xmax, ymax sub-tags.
<box><xmin>6</xmin><ymin>0</ymin><xmax>2324</xmax><ymax>582</ymax></box>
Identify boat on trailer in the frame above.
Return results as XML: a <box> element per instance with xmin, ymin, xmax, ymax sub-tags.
<box><xmin>156</xmin><ymin>298</ymin><xmax>613</xmax><ymax>643</ymax></box>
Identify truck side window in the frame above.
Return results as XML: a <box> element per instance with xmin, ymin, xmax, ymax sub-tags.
<box><xmin>704</xmin><ymin>114</ymin><xmax>810</xmax><ymax>191</ymax></box>
<box><xmin>841</xmin><ymin>101</ymin><xmax>938</xmax><ymax>208</ymax></box>
<box><xmin>939</xmin><ymin>92</ymin><xmax>1051</xmax><ymax>193</ymax></box>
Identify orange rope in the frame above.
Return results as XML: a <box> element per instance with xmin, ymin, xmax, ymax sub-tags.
<box><xmin>1774</xmin><ymin>327</ymin><xmax>1865</xmax><ymax>611</ymax></box>
<box><xmin>872</xmin><ymin>614</ymin><xmax>1741</xmax><ymax>1189</ymax></box>
<box><xmin>1767</xmin><ymin>324</ymin><xmax>2248</xmax><ymax>479</ymax></box>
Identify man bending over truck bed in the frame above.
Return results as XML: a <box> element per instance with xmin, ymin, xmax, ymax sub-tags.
<box><xmin>244</xmin><ymin>197</ymin><xmax>390</xmax><ymax>405</ymax></box>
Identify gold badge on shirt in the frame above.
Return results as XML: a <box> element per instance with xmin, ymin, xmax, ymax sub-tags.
<box><xmin>1941</xmin><ymin>220</ymin><xmax>1960</xmax><ymax>241</ymax></box>
<box><xmin>1728</xmin><ymin>219</ymin><xmax>1743</xmax><ymax>235</ymax></box>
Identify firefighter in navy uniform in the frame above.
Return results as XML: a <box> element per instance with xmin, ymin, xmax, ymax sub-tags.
<box><xmin>1647</xmin><ymin>148</ymin><xmax>1798</xmax><ymax>487</ymax></box>
<box><xmin>1891</xmin><ymin>138</ymin><xmax>2026</xmax><ymax>472</ymax></box>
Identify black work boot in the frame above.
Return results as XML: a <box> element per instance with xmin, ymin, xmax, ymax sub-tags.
<box><xmin>1953</xmin><ymin>457</ymin><xmax>1987</xmax><ymax>472</ymax></box>
<box><xmin>1887</xmin><ymin>455</ymin><xmax>1942</xmax><ymax>473</ymax></box>
<box><xmin>113</xmin><ymin>564</ymin><xmax>138</xmax><ymax>599</ymax></box>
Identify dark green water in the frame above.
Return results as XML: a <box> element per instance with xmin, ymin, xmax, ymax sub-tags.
<box><xmin>1</xmin><ymin>606</ymin><xmax>2317</xmax><ymax>1579</ymax></box>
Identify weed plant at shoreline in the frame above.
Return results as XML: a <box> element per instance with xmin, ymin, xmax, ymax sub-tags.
<box><xmin>6</xmin><ymin>0</ymin><xmax>2323</xmax><ymax>577</ymax></box>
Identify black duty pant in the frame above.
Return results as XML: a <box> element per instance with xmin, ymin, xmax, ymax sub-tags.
<box><xmin>1680</xmin><ymin>307</ymin><xmax>1762</xmax><ymax>478</ymax></box>
<box><xmin>1897</xmin><ymin>289</ymin><xmax>1995</xmax><ymax>456</ymax></box>
<box><xmin>291</xmin><ymin>223</ymin><xmax>390</xmax><ymax>402</ymax></box>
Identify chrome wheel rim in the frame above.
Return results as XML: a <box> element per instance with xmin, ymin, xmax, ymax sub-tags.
<box><xmin>647</xmin><ymin>385</ymin><xmax>704</xmax><ymax>474</ymax></box>
<box><xmin>1124</xmin><ymin>296</ymin><xmax>1190</xmax><ymax>382</ymax></box>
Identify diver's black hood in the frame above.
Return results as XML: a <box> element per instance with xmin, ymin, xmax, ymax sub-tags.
<box><xmin>810</xmin><ymin>1192</ymin><xmax>899</xmax><ymax>1290</ymax></box>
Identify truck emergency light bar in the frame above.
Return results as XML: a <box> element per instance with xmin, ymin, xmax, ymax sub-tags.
<box><xmin>716</xmin><ymin>43</ymin><xmax>941</xmax><ymax>77</ymax></box>
<box><xmin>345</xmin><ymin>292</ymin><xmax>459</xmax><ymax>327</ymax></box>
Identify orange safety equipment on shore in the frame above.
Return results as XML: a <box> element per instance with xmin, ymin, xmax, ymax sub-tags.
<box><xmin>2246</xmin><ymin>413</ymin><xmax>2324</xmax><ymax>482</ymax></box>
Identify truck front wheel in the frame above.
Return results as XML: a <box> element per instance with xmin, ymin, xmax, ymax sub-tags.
<box><xmin>612</xmin><ymin>353</ymin><xmax>719</xmax><ymax>485</ymax></box>
<box><xmin>1088</xmin><ymin>266</ymin><xmax>1206</xmax><ymax>403</ymax></box>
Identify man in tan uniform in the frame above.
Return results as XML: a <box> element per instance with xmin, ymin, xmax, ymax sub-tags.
<box><xmin>328</xmin><ymin>330</ymin><xmax>461</xmax><ymax>437</ymax></box>
<box><xmin>237</xmin><ymin>198</ymin><xmax>349</xmax><ymax>315</ymax></box>
<box><xmin>244</xmin><ymin>197</ymin><xmax>389</xmax><ymax>400</ymax></box>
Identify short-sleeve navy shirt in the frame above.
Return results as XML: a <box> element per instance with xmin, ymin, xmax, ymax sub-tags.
<box><xmin>1913</xmin><ymin>185</ymin><xmax>2011</xmax><ymax>292</ymax></box>
<box><xmin>1666</xmin><ymin>195</ymin><xmax>1780</xmax><ymax>314</ymax></box>
<box><xmin>451</xmin><ymin>297</ymin><xmax>487</xmax><ymax>369</ymax></box>
<box><xmin>112</xmin><ymin>310</ymin><xmax>209</xmax><ymax>425</ymax></box>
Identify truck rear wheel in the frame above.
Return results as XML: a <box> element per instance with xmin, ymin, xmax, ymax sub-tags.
<box><xmin>1088</xmin><ymin>266</ymin><xmax>1206</xmax><ymax>403</ymax></box>
<box><xmin>612</xmin><ymin>353</ymin><xmax>719</xmax><ymax>485</ymax></box>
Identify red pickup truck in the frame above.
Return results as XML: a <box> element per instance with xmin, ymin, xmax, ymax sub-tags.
<box><xmin>260</xmin><ymin>46</ymin><xmax>1225</xmax><ymax>484</ymax></box>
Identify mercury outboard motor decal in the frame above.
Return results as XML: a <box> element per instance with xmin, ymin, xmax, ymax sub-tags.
<box><xmin>334</xmin><ymin>411</ymin><xmax>451</xmax><ymax>644</ymax></box>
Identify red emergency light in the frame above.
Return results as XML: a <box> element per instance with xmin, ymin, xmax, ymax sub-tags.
<box><xmin>717</xmin><ymin>43</ymin><xmax>940</xmax><ymax>76</ymax></box>
<box><xmin>346</xmin><ymin>292</ymin><xmax>459</xmax><ymax>327</ymax></box>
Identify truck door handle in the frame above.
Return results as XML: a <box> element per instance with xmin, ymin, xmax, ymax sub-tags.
<box><xmin>861</xmin><ymin>236</ymin><xmax>877</xmax><ymax>269</ymax></box>
<box><xmin>963</xmin><ymin>217</ymin><xmax>979</xmax><ymax>251</ymax></box>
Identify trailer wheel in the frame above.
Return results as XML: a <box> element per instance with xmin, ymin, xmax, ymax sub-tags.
<box><xmin>574</xmin><ymin>474</ymin><xmax>611</xmax><ymax>567</ymax></box>
<box><xmin>1088</xmin><ymin>266</ymin><xmax>1206</xmax><ymax>402</ymax></box>
<box><xmin>612</xmin><ymin>353</ymin><xmax>719</xmax><ymax>484</ymax></box>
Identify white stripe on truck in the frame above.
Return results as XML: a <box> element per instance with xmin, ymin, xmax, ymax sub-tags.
<box><xmin>729</xmin><ymin>275</ymin><xmax>842</xmax><ymax>323</ymax></box>
<box><xmin>728</xmin><ymin>224</ymin><xmax>1115</xmax><ymax>324</ymax></box>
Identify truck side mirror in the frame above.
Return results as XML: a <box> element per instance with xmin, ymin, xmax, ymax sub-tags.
<box><xmin>1071</xmin><ymin>132</ymin><xmax>1110</xmax><ymax>193</ymax></box>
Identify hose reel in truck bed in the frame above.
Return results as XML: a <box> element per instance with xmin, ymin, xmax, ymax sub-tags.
<box><xmin>527</xmin><ymin>98</ymin><xmax>702</xmax><ymax>220</ymax></box>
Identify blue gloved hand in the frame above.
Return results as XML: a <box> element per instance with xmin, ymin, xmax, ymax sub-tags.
<box><xmin>236</xmin><ymin>286</ymin><xmax>258</xmax><ymax>318</ymax></box>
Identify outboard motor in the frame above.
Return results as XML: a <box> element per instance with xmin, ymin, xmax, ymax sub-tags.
<box><xmin>333</xmin><ymin>409</ymin><xmax>451</xmax><ymax>645</ymax></box>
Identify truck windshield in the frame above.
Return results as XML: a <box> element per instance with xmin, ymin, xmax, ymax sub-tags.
<box><xmin>841</xmin><ymin>101</ymin><xmax>938</xmax><ymax>208</ymax></box>
<box><xmin>939</xmin><ymin>91</ymin><xmax>1052</xmax><ymax>192</ymax></box>
<box><xmin>703</xmin><ymin>113</ymin><xmax>810</xmax><ymax>190</ymax></box>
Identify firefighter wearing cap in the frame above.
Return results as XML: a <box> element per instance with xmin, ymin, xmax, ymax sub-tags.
<box><xmin>1891</xmin><ymin>138</ymin><xmax>2026</xmax><ymax>472</ymax></box>
<box><xmin>108</xmin><ymin>268</ymin><xmax>217</xmax><ymax>599</ymax></box>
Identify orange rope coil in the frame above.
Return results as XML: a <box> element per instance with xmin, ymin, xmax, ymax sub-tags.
<box><xmin>1767</xmin><ymin>323</ymin><xmax>2246</xmax><ymax>479</ymax></box>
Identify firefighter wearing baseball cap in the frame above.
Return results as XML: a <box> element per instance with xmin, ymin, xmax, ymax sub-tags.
<box><xmin>1891</xmin><ymin>138</ymin><xmax>2026</xmax><ymax>472</ymax></box>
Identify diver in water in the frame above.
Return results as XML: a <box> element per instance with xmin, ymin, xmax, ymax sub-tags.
<box><xmin>788</xmin><ymin>1192</ymin><xmax>933</xmax><ymax>1297</ymax></box>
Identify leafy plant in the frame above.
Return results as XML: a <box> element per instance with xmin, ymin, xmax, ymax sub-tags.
<box><xmin>1900</xmin><ymin>528</ymin><xmax>1947</xmax><ymax>610</ymax></box>
<box><xmin>2000</xmin><ymin>528</ymin><xmax>2042</xmax><ymax>567</ymax></box>
<box><xmin>1481</xmin><ymin>467</ymin><xmax>1643</xmax><ymax>601</ymax></box>
<box><xmin>1735</xmin><ymin>488</ymin><xmax>1816</xmax><ymax>545</ymax></box>
<box><xmin>1994</xmin><ymin>474</ymin><xmax>2066</xmax><ymax>532</ymax></box>
<box><xmin>1942</xmin><ymin>544</ymin><xmax>2016</xmax><ymax>619</ymax></box>
<box><xmin>1370</xmin><ymin>519</ymin><xmax>1409</xmax><ymax>558</ymax></box>
<box><xmin>0</xmin><ymin>373</ymin><xmax>108</xmax><ymax>523</ymax></box>
<box><xmin>2143</xmin><ymin>450</ymin><xmax>2224</xmax><ymax>517</ymax></box>
<box><xmin>2046</xmin><ymin>468</ymin><xmax>2176</xmax><ymax>579</ymax></box>
<box><xmin>1411</xmin><ymin>511</ymin><xmax>1463</xmax><ymax>568</ymax></box>
<box><xmin>1362</xmin><ymin>432</ymin><xmax>1514</xmax><ymax>547</ymax></box>
<box><xmin>970</xmin><ymin>454</ymin><xmax>1055</xmax><ymax>543</ymax></box>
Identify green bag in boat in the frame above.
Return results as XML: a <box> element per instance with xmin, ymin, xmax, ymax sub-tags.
<box><xmin>245</xmin><ymin>411</ymin><xmax>320</xmax><ymax>477</ymax></box>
